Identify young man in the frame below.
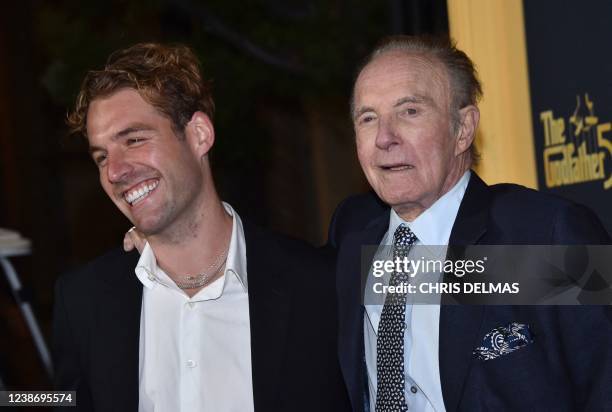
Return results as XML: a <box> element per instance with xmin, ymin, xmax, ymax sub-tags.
<box><xmin>54</xmin><ymin>43</ymin><xmax>349</xmax><ymax>412</ymax></box>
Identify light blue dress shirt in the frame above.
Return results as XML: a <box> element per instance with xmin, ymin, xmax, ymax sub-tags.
<box><xmin>364</xmin><ymin>171</ymin><xmax>470</xmax><ymax>412</ymax></box>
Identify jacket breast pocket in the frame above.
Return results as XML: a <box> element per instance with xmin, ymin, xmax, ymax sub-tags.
<box><xmin>461</xmin><ymin>341</ymin><xmax>571</xmax><ymax>411</ymax></box>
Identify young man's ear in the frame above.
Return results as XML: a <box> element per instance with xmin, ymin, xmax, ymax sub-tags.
<box><xmin>454</xmin><ymin>105</ymin><xmax>480</xmax><ymax>156</ymax></box>
<box><xmin>185</xmin><ymin>111</ymin><xmax>215</xmax><ymax>157</ymax></box>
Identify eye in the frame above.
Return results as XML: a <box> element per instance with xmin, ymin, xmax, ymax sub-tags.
<box><xmin>357</xmin><ymin>113</ymin><xmax>377</xmax><ymax>126</ymax></box>
<box><xmin>401</xmin><ymin>107</ymin><xmax>418</xmax><ymax>116</ymax></box>
<box><xmin>93</xmin><ymin>153</ymin><xmax>107</xmax><ymax>167</ymax></box>
<box><xmin>126</xmin><ymin>137</ymin><xmax>145</xmax><ymax>145</ymax></box>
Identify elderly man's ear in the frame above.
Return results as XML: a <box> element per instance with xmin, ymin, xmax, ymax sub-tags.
<box><xmin>123</xmin><ymin>227</ymin><xmax>146</xmax><ymax>254</ymax></box>
<box><xmin>454</xmin><ymin>105</ymin><xmax>480</xmax><ymax>156</ymax></box>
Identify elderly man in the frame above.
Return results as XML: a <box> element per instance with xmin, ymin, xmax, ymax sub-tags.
<box><xmin>328</xmin><ymin>35</ymin><xmax>611</xmax><ymax>411</ymax></box>
<box><xmin>53</xmin><ymin>43</ymin><xmax>349</xmax><ymax>412</ymax></box>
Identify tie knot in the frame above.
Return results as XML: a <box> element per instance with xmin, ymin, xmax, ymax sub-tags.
<box><xmin>393</xmin><ymin>224</ymin><xmax>417</xmax><ymax>248</ymax></box>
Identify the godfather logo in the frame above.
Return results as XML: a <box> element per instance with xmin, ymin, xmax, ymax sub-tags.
<box><xmin>540</xmin><ymin>94</ymin><xmax>611</xmax><ymax>189</ymax></box>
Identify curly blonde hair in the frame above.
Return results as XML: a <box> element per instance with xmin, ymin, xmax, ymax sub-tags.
<box><xmin>67</xmin><ymin>43</ymin><xmax>215</xmax><ymax>137</ymax></box>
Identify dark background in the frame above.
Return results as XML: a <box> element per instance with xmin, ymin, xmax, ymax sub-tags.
<box><xmin>0</xmin><ymin>0</ymin><xmax>448</xmax><ymax>395</ymax></box>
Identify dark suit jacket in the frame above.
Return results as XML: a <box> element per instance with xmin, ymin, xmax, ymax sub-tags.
<box><xmin>53</xmin><ymin>222</ymin><xmax>350</xmax><ymax>412</ymax></box>
<box><xmin>329</xmin><ymin>172</ymin><xmax>612</xmax><ymax>411</ymax></box>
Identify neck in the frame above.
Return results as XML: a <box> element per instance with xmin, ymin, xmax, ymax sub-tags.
<box><xmin>396</xmin><ymin>159</ymin><xmax>470</xmax><ymax>222</ymax></box>
<box><xmin>148</xmin><ymin>190</ymin><xmax>233</xmax><ymax>294</ymax></box>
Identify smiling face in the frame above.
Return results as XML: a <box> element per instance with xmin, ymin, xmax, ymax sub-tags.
<box><xmin>87</xmin><ymin>88</ymin><xmax>209</xmax><ymax>237</ymax></box>
<box><xmin>353</xmin><ymin>51</ymin><xmax>476</xmax><ymax>221</ymax></box>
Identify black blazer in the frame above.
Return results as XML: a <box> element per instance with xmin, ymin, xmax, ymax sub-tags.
<box><xmin>53</xmin><ymin>222</ymin><xmax>350</xmax><ymax>412</ymax></box>
<box><xmin>329</xmin><ymin>172</ymin><xmax>612</xmax><ymax>411</ymax></box>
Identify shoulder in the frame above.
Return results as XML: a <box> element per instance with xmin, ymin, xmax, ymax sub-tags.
<box><xmin>56</xmin><ymin>247</ymin><xmax>139</xmax><ymax>295</ymax></box>
<box><xmin>242</xmin><ymin>221</ymin><xmax>337</xmax><ymax>306</ymax></box>
<box><xmin>54</xmin><ymin>248</ymin><xmax>140</xmax><ymax>343</ymax></box>
<box><xmin>487</xmin><ymin>182</ymin><xmax>572</xmax><ymax>217</ymax></box>
<box><xmin>485</xmin><ymin>183</ymin><xmax>610</xmax><ymax>243</ymax></box>
<box><xmin>328</xmin><ymin>191</ymin><xmax>388</xmax><ymax>248</ymax></box>
<box><xmin>242</xmin><ymin>221</ymin><xmax>333</xmax><ymax>271</ymax></box>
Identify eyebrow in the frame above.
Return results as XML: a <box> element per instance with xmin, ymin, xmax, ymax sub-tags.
<box><xmin>393</xmin><ymin>95</ymin><xmax>434</xmax><ymax>107</ymax></box>
<box><xmin>353</xmin><ymin>94</ymin><xmax>434</xmax><ymax>120</ymax></box>
<box><xmin>88</xmin><ymin>124</ymin><xmax>155</xmax><ymax>155</ymax></box>
<box><xmin>115</xmin><ymin>124</ymin><xmax>155</xmax><ymax>138</ymax></box>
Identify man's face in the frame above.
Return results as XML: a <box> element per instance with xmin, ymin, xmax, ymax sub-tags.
<box><xmin>87</xmin><ymin>88</ymin><xmax>205</xmax><ymax>236</ymax></box>
<box><xmin>353</xmin><ymin>51</ymin><xmax>466</xmax><ymax>220</ymax></box>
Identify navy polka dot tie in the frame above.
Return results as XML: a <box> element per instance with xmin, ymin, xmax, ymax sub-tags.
<box><xmin>375</xmin><ymin>224</ymin><xmax>417</xmax><ymax>412</ymax></box>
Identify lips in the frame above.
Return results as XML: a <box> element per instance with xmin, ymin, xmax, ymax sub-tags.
<box><xmin>123</xmin><ymin>179</ymin><xmax>159</xmax><ymax>206</ymax></box>
<box><xmin>379</xmin><ymin>163</ymin><xmax>414</xmax><ymax>171</ymax></box>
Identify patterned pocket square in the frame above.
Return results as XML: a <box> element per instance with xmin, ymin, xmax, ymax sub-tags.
<box><xmin>473</xmin><ymin>322</ymin><xmax>534</xmax><ymax>361</ymax></box>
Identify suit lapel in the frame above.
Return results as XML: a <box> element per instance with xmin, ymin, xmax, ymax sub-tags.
<box><xmin>243</xmin><ymin>223</ymin><xmax>292</xmax><ymax>412</ymax></box>
<box><xmin>439</xmin><ymin>172</ymin><xmax>490</xmax><ymax>410</ymax></box>
<box><xmin>447</xmin><ymin>172</ymin><xmax>489</xmax><ymax>246</ymax></box>
<box><xmin>96</xmin><ymin>250</ymin><xmax>142</xmax><ymax>410</ymax></box>
<box><xmin>337</xmin><ymin>213</ymin><xmax>388</xmax><ymax>412</ymax></box>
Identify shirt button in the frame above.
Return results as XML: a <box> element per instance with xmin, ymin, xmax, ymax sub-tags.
<box><xmin>410</xmin><ymin>386</ymin><xmax>418</xmax><ymax>394</ymax></box>
<box><xmin>147</xmin><ymin>273</ymin><xmax>156</xmax><ymax>281</ymax></box>
<box><xmin>187</xmin><ymin>302</ymin><xmax>195</xmax><ymax>309</ymax></box>
<box><xmin>186</xmin><ymin>360</ymin><xmax>197</xmax><ymax>368</ymax></box>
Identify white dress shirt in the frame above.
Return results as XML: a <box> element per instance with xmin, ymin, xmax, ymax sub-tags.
<box><xmin>365</xmin><ymin>171</ymin><xmax>471</xmax><ymax>412</ymax></box>
<box><xmin>135</xmin><ymin>202</ymin><xmax>254</xmax><ymax>412</ymax></box>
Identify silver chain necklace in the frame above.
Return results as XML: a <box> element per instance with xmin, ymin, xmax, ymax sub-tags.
<box><xmin>174</xmin><ymin>249</ymin><xmax>229</xmax><ymax>290</ymax></box>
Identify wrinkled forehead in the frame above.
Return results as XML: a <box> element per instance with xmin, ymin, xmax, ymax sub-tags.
<box><xmin>354</xmin><ymin>51</ymin><xmax>451</xmax><ymax>110</ymax></box>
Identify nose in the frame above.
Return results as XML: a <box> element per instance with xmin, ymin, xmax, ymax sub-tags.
<box><xmin>375</xmin><ymin>117</ymin><xmax>400</xmax><ymax>151</ymax></box>
<box><xmin>106</xmin><ymin>150</ymin><xmax>133</xmax><ymax>184</ymax></box>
